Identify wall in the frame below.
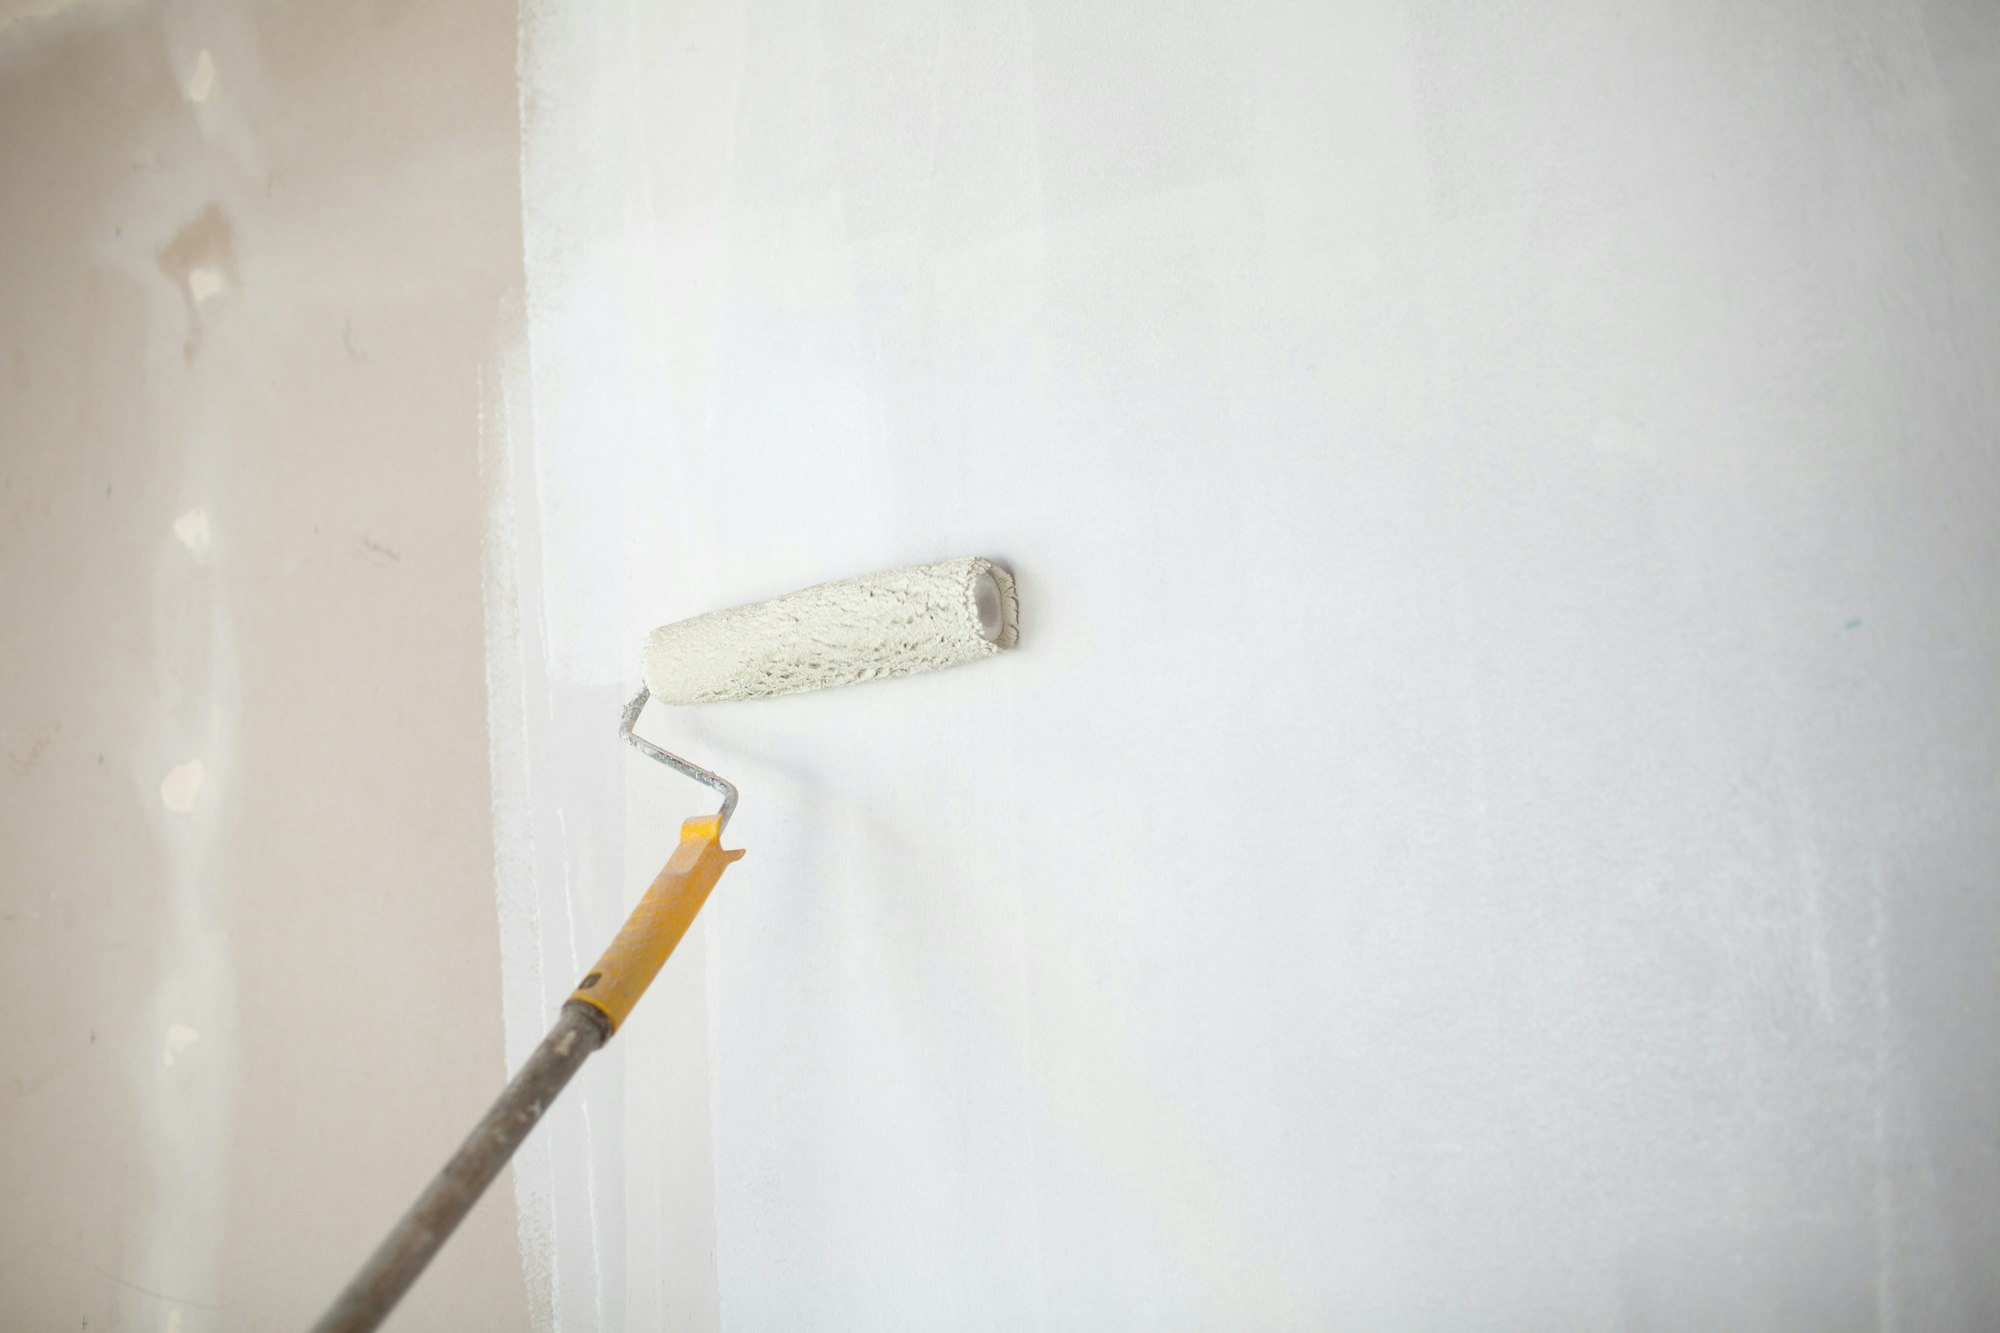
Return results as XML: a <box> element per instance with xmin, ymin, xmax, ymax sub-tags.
<box><xmin>508</xmin><ymin>0</ymin><xmax>2000</xmax><ymax>1328</ymax></box>
<box><xmin>4</xmin><ymin>0</ymin><xmax>1996</xmax><ymax>1329</ymax></box>
<box><xmin>0</xmin><ymin>3</ymin><xmax>530</xmax><ymax>1328</ymax></box>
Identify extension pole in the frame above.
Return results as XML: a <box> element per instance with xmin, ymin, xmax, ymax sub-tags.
<box><xmin>310</xmin><ymin>1004</ymin><xmax>608</xmax><ymax>1333</ymax></box>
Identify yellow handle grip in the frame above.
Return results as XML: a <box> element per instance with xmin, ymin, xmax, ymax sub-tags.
<box><xmin>567</xmin><ymin>814</ymin><xmax>744</xmax><ymax>1034</ymax></box>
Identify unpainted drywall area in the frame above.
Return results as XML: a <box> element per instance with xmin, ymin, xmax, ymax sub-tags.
<box><xmin>0</xmin><ymin>3</ymin><xmax>529</xmax><ymax>1328</ymax></box>
<box><xmin>504</xmin><ymin>0</ymin><xmax>2000</xmax><ymax>1328</ymax></box>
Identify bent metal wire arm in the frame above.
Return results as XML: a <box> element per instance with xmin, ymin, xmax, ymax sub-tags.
<box><xmin>621</xmin><ymin>687</ymin><xmax>739</xmax><ymax>831</ymax></box>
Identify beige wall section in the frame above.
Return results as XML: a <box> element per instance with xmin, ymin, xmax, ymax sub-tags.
<box><xmin>0</xmin><ymin>3</ymin><xmax>529</xmax><ymax>1329</ymax></box>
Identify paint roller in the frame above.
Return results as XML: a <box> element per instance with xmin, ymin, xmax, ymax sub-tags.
<box><xmin>313</xmin><ymin>557</ymin><xmax>1019</xmax><ymax>1333</ymax></box>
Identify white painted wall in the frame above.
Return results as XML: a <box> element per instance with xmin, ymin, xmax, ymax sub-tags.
<box><xmin>506</xmin><ymin>0</ymin><xmax>2000</xmax><ymax>1326</ymax></box>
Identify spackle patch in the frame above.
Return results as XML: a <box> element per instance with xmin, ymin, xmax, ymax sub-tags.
<box><xmin>156</xmin><ymin>206</ymin><xmax>237</xmax><ymax>362</ymax></box>
<box><xmin>174</xmin><ymin>507</ymin><xmax>210</xmax><ymax>552</ymax></box>
<box><xmin>162</xmin><ymin>1024</ymin><xmax>200</xmax><ymax>1067</ymax></box>
<box><xmin>187</xmin><ymin>50</ymin><xmax>215</xmax><ymax>103</ymax></box>
<box><xmin>160</xmin><ymin>759</ymin><xmax>204</xmax><ymax>812</ymax></box>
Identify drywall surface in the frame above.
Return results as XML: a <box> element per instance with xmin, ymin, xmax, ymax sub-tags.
<box><xmin>0</xmin><ymin>3</ymin><xmax>530</xmax><ymax>1328</ymax></box>
<box><xmin>510</xmin><ymin>0</ymin><xmax>2000</xmax><ymax>1327</ymax></box>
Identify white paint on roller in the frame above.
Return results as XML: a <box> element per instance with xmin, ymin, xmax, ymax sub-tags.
<box><xmin>643</xmin><ymin>558</ymin><xmax>1018</xmax><ymax>706</ymax></box>
<box><xmin>158</xmin><ymin>759</ymin><xmax>204</xmax><ymax>813</ymax></box>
